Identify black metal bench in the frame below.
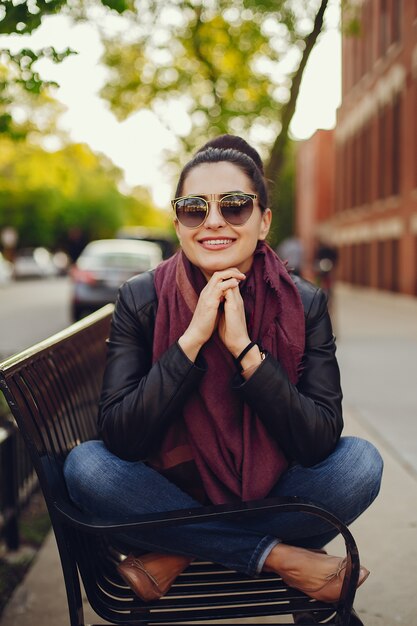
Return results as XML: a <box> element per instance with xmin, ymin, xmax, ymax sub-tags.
<box><xmin>0</xmin><ymin>305</ymin><xmax>365</xmax><ymax>626</ymax></box>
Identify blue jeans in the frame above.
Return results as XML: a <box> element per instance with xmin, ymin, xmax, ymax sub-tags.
<box><xmin>63</xmin><ymin>436</ymin><xmax>382</xmax><ymax>577</ymax></box>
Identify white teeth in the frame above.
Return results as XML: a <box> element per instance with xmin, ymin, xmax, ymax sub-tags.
<box><xmin>203</xmin><ymin>239</ymin><xmax>232</xmax><ymax>245</ymax></box>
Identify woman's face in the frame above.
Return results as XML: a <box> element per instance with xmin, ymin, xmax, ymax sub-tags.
<box><xmin>174</xmin><ymin>162</ymin><xmax>271</xmax><ymax>279</ymax></box>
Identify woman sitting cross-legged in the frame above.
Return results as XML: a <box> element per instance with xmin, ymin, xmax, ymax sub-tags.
<box><xmin>64</xmin><ymin>134</ymin><xmax>383</xmax><ymax>603</ymax></box>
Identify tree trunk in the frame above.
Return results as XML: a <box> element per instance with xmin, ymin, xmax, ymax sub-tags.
<box><xmin>265</xmin><ymin>0</ymin><xmax>329</xmax><ymax>189</ymax></box>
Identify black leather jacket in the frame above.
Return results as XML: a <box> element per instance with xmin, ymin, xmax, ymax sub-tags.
<box><xmin>98</xmin><ymin>271</ymin><xmax>343</xmax><ymax>467</ymax></box>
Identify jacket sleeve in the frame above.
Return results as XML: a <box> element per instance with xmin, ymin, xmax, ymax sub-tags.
<box><xmin>97</xmin><ymin>279</ymin><xmax>206</xmax><ymax>461</ymax></box>
<box><xmin>232</xmin><ymin>287</ymin><xmax>343</xmax><ymax>466</ymax></box>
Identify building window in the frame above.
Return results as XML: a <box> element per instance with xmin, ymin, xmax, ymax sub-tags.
<box><xmin>376</xmin><ymin>238</ymin><xmax>399</xmax><ymax>292</ymax></box>
<box><xmin>353</xmin><ymin>133</ymin><xmax>359</xmax><ymax>207</ymax></box>
<box><xmin>391</xmin><ymin>0</ymin><xmax>402</xmax><ymax>44</ymax></box>
<box><xmin>364</xmin><ymin>122</ymin><xmax>372</xmax><ymax>204</ymax></box>
<box><xmin>390</xmin><ymin>238</ymin><xmax>399</xmax><ymax>292</ymax></box>
<box><xmin>353</xmin><ymin>31</ymin><xmax>359</xmax><ymax>86</ymax></box>
<box><xmin>347</xmin><ymin>244</ymin><xmax>353</xmax><ymax>282</ymax></box>
<box><xmin>343</xmin><ymin>37</ymin><xmax>351</xmax><ymax>93</ymax></box>
<box><xmin>359</xmin><ymin>1</ymin><xmax>366</xmax><ymax>79</ymax></box>
<box><xmin>342</xmin><ymin>245</ymin><xmax>349</xmax><ymax>281</ymax></box>
<box><xmin>377</xmin><ymin>240</ymin><xmax>385</xmax><ymax>289</ymax></box>
<box><xmin>392</xmin><ymin>94</ymin><xmax>401</xmax><ymax>196</ymax></box>
<box><xmin>371</xmin><ymin>115</ymin><xmax>378</xmax><ymax>203</ymax></box>
<box><xmin>377</xmin><ymin>106</ymin><xmax>386</xmax><ymax>199</ymax></box>
<box><xmin>379</xmin><ymin>0</ymin><xmax>389</xmax><ymax>57</ymax></box>
<box><xmin>336</xmin><ymin>147</ymin><xmax>343</xmax><ymax>213</ymax></box>
<box><xmin>415</xmin><ymin>78</ymin><xmax>417</xmax><ymax>188</ymax></box>
<box><xmin>350</xmin><ymin>243</ymin><xmax>358</xmax><ymax>285</ymax></box>
<box><xmin>366</xmin><ymin>0</ymin><xmax>373</xmax><ymax>71</ymax></box>
<box><xmin>360</xmin><ymin>243</ymin><xmax>371</xmax><ymax>286</ymax></box>
<box><xmin>347</xmin><ymin>138</ymin><xmax>353</xmax><ymax>210</ymax></box>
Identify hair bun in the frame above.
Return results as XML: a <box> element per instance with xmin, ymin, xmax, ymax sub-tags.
<box><xmin>196</xmin><ymin>134</ymin><xmax>264</xmax><ymax>174</ymax></box>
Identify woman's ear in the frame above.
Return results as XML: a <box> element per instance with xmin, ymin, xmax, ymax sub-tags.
<box><xmin>258</xmin><ymin>208</ymin><xmax>272</xmax><ymax>241</ymax></box>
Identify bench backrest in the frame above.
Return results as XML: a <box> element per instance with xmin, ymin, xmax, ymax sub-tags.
<box><xmin>0</xmin><ymin>306</ymin><xmax>113</xmax><ymax>488</ymax></box>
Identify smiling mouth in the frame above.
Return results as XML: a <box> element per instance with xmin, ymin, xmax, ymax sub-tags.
<box><xmin>198</xmin><ymin>238</ymin><xmax>236</xmax><ymax>248</ymax></box>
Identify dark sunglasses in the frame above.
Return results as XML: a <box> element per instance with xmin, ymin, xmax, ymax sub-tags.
<box><xmin>171</xmin><ymin>192</ymin><xmax>257</xmax><ymax>228</ymax></box>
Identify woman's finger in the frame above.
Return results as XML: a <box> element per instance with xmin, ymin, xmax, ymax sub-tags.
<box><xmin>215</xmin><ymin>277</ymin><xmax>241</xmax><ymax>294</ymax></box>
<box><xmin>220</xmin><ymin>286</ymin><xmax>250</xmax><ymax>354</ymax></box>
<box><xmin>208</xmin><ymin>268</ymin><xmax>246</xmax><ymax>285</ymax></box>
<box><xmin>200</xmin><ymin>276</ymin><xmax>242</xmax><ymax>304</ymax></box>
<box><xmin>224</xmin><ymin>283</ymin><xmax>244</xmax><ymax>303</ymax></box>
<box><xmin>223</xmin><ymin>286</ymin><xmax>246</xmax><ymax>315</ymax></box>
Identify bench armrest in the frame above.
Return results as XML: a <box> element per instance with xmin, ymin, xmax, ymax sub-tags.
<box><xmin>54</xmin><ymin>494</ymin><xmax>347</xmax><ymax>535</ymax></box>
<box><xmin>53</xmin><ymin>494</ymin><xmax>360</xmax><ymax>613</ymax></box>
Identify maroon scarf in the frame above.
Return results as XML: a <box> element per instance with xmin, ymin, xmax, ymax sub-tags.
<box><xmin>150</xmin><ymin>241</ymin><xmax>305</xmax><ymax>504</ymax></box>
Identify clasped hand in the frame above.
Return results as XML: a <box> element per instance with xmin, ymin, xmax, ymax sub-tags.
<box><xmin>179</xmin><ymin>268</ymin><xmax>250</xmax><ymax>360</ymax></box>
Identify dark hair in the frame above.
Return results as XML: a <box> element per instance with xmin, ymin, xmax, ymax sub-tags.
<box><xmin>175</xmin><ymin>134</ymin><xmax>268</xmax><ymax>211</ymax></box>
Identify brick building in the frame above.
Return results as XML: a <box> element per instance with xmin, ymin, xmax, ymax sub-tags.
<box><xmin>296</xmin><ymin>1</ymin><xmax>417</xmax><ymax>295</ymax></box>
<box><xmin>295</xmin><ymin>130</ymin><xmax>335</xmax><ymax>282</ymax></box>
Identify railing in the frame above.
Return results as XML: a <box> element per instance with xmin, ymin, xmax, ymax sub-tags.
<box><xmin>0</xmin><ymin>412</ymin><xmax>39</xmax><ymax>550</ymax></box>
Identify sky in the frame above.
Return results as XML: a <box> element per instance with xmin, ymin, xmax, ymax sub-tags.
<box><xmin>1</xmin><ymin>4</ymin><xmax>342</xmax><ymax>208</ymax></box>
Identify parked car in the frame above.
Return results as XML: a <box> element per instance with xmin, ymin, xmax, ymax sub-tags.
<box><xmin>70</xmin><ymin>238</ymin><xmax>163</xmax><ymax>321</ymax></box>
<box><xmin>13</xmin><ymin>247</ymin><xmax>58</xmax><ymax>279</ymax></box>
<box><xmin>0</xmin><ymin>252</ymin><xmax>13</xmax><ymax>285</ymax></box>
<box><xmin>116</xmin><ymin>226</ymin><xmax>177</xmax><ymax>259</ymax></box>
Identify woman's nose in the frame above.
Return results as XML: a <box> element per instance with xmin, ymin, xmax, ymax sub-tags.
<box><xmin>204</xmin><ymin>202</ymin><xmax>226</xmax><ymax>228</ymax></box>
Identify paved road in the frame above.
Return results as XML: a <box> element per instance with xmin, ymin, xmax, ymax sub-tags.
<box><xmin>0</xmin><ymin>278</ymin><xmax>72</xmax><ymax>360</ymax></box>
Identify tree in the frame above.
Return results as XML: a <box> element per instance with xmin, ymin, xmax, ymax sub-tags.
<box><xmin>123</xmin><ymin>186</ymin><xmax>173</xmax><ymax>231</ymax></box>
<box><xmin>1</xmin><ymin>1</ymin><xmax>172</xmax><ymax>248</ymax></box>
<box><xmin>268</xmin><ymin>139</ymin><xmax>297</xmax><ymax>245</ymax></box>
<box><xmin>0</xmin><ymin>57</ymin><xmax>70</xmax><ymax>140</ymax></box>
<box><xmin>0</xmin><ymin>0</ymin><xmax>137</xmax><ymax>137</ymax></box>
<box><xmin>1</xmin><ymin>0</ymin><xmax>340</xmax><ymax>243</ymax></box>
<box><xmin>0</xmin><ymin>0</ymin><xmax>135</xmax><ymax>36</ymax></box>
<box><xmin>99</xmin><ymin>0</ymin><xmax>330</xmax><ymax>242</ymax></box>
<box><xmin>264</xmin><ymin>0</ymin><xmax>328</xmax><ymax>184</ymax></box>
<box><xmin>1</xmin><ymin>0</ymin><xmax>71</xmax><ymax>36</ymax></box>
<box><xmin>0</xmin><ymin>137</ymin><xmax>168</xmax><ymax>249</ymax></box>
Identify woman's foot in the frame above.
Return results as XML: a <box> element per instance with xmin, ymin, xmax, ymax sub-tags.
<box><xmin>117</xmin><ymin>552</ymin><xmax>193</xmax><ymax>602</ymax></box>
<box><xmin>263</xmin><ymin>544</ymin><xmax>369</xmax><ymax>603</ymax></box>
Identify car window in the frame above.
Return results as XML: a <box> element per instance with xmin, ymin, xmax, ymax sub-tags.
<box><xmin>78</xmin><ymin>252</ymin><xmax>155</xmax><ymax>271</ymax></box>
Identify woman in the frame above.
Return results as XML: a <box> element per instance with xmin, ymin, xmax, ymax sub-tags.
<box><xmin>64</xmin><ymin>134</ymin><xmax>383</xmax><ymax>604</ymax></box>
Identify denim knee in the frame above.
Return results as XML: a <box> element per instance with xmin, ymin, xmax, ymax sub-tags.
<box><xmin>347</xmin><ymin>437</ymin><xmax>383</xmax><ymax>499</ymax></box>
<box><xmin>63</xmin><ymin>440</ymin><xmax>199</xmax><ymax>520</ymax></box>
<box><xmin>63</xmin><ymin>440</ymin><xmax>109</xmax><ymax>510</ymax></box>
<box><xmin>335</xmin><ymin>436</ymin><xmax>383</xmax><ymax>516</ymax></box>
<box><xmin>364</xmin><ymin>439</ymin><xmax>383</xmax><ymax>503</ymax></box>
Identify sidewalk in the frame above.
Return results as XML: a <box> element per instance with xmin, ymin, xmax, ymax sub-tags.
<box><xmin>1</xmin><ymin>406</ymin><xmax>416</xmax><ymax>626</ymax></box>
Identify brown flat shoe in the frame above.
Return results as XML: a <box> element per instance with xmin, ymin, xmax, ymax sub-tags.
<box><xmin>117</xmin><ymin>552</ymin><xmax>193</xmax><ymax>602</ymax></box>
<box><xmin>283</xmin><ymin>554</ymin><xmax>370</xmax><ymax>604</ymax></box>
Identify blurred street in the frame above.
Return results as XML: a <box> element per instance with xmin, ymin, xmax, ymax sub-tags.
<box><xmin>0</xmin><ymin>281</ymin><xmax>417</xmax><ymax>625</ymax></box>
<box><xmin>0</xmin><ymin>278</ymin><xmax>71</xmax><ymax>360</ymax></box>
